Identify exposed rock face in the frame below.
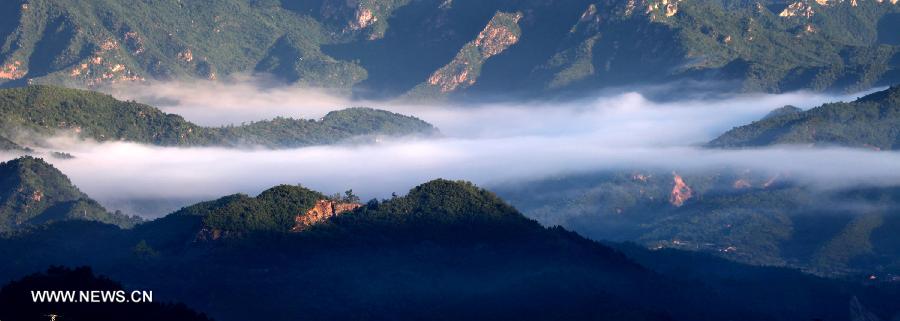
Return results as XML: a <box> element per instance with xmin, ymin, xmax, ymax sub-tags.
<box><xmin>780</xmin><ymin>1</ymin><xmax>816</xmax><ymax>17</ymax></box>
<box><xmin>0</xmin><ymin>61</ymin><xmax>26</xmax><ymax>80</ymax></box>
<box><xmin>669</xmin><ymin>173</ymin><xmax>693</xmax><ymax>207</ymax></box>
<box><xmin>423</xmin><ymin>11</ymin><xmax>523</xmax><ymax>93</ymax></box>
<box><xmin>780</xmin><ymin>0</ymin><xmax>897</xmax><ymax>18</ymax></box>
<box><xmin>473</xmin><ymin>14</ymin><xmax>523</xmax><ymax>58</ymax></box>
<box><xmin>645</xmin><ymin>0</ymin><xmax>681</xmax><ymax>17</ymax></box>
<box><xmin>732</xmin><ymin>179</ymin><xmax>752</xmax><ymax>189</ymax></box>
<box><xmin>291</xmin><ymin>199</ymin><xmax>361</xmax><ymax>232</ymax></box>
<box><xmin>177</xmin><ymin>49</ymin><xmax>194</xmax><ymax>62</ymax></box>
<box><xmin>623</xmin><ymin>0</ymin><xmax>683</xmax><ymax>17</ymax></box>
<box><xmin>350</xmin><ymin>8</ymin><xmax>376</xmax><ymax>30</ymax></box>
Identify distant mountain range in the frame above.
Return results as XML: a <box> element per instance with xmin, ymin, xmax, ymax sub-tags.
<box><xmin>0</xmin><ymin>156</ymin><xmax>139</xmax><ymax>234</ymax></box>
<box><xmin>710</xmin><ymin>85</ymin><xmax>900</xmax><ymax>149</ymax></box>
<box><xmin>1</xmin><ymin>0</ymin><xmax>898</xmax><ymax>99</ymax></box>
<box><xmin>0</xmin><ymin>85</ymin><xmax>437</xmax><ymax>149</ymax></box>
<box><xmin>0</xmin><ymin>162</ymin><xmax>898</xmax><ymax>320</ymax></box>
<box><xmin>497</xmin><ymin>86</ymin><xmax>900</xmax><ymax>276</ymax></box>
<box><xmin>497</xmin><ymin>169</ymin><xmax>900</xmax><ymax>276</ymax></box>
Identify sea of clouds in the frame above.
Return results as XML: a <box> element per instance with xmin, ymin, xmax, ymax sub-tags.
<box><xmin>2</xmin><ymin>79</ymin><xmax>892</xmax><ymax>218</ymax></box>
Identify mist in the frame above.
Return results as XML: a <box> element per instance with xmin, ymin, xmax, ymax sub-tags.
<box><xmin>4</xmin><ymin>80</ymin><xmax>894</xmax><ymax>218</ymax></box>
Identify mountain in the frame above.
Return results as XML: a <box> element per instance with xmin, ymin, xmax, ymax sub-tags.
<box><xmin>495</xmin><ymin>168</ymin><xmax>900</xmax><ymax>276</ymax></box>
<box><xmin>1</xmin><ymin>179</ymin><xmax>899</xmax><ymax>320</ymax></box>
<box><xmin>709</xmin><ymin>85</ymin><xmax>900</xmax><ymax>149</ymax></box>
<box><xmin>0</xmin><ymin>156</ymin><xmax>139</xmax><ymax>233</ymax></box>
<box><xmin>2</xmin><ymin>0</ymin><xmax>898</xmax><ymax>99</ymax></box>
<box><xmin>0</xmin><ymin>134</ymin><xmax>28</xmax><ymax>151</ymax></box>
<box><xmin>0</xmin><ymin>266</ymin><xmax>212</xmax><ymax>321</ymax></box>
<box><xmin>0</xmin><ymin>85</ymin><xmax>437</xmax><ymax>148</ymax></box>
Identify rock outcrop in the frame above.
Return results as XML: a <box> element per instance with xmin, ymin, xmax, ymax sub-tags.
<box><xmin>0</xmin><ymin>61</ymin><xmax>26</xmax><ymax>80</ymax></box>
<box><xmin>780</xmin><ymin>0</ymin><xmax>898</xmax><ymax>18</ymax></box>
<box><xmin>291</xmin><ymin>200</ymin><xmax>361</xmax><ymax>232</ymax></box>
<box><xmin>420</xmin><ymin>11</ymin><xmax>523</xmax><ymax>94</ymax></box>
<box><xmin>669</xmin><ymin>173</ymin><xmax>693</xmax><ymax>207</ymax></box>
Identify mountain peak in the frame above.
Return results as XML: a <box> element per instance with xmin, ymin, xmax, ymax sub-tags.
<box><xmin>762</xmin><ymin>105</ymin><xmax>804</xmax><ymax>120</ymax></box>
<box><xmin>0</xmin><ymin>156</ymin><xmax>139</xmax><ymax>232</ymax></box>
<box><xmin>708</xmin><ymin>85</ymin><xmax>900</xmax><ymax>150</ymax></box>
<box><xmin>856</xmin><ymin>84</ymin><xmax>900</xmax><ymax>103</ymax></box>
<box><xmin>177</xmin><ymin>184</ymin><xmax>341</xmax><ymax>238</ymax></box>
<box><xmin>402</xmin><ymin>179</ymin><xmax>524</xmax><ymax>219</ymax></box>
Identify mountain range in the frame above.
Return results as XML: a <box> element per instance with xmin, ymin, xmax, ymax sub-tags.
<box><xmin>0</xmin><ymin>156</ymin><xmax>138</xmax><ymax>234</ymax></box>
<box><xmin>497</xmin><ymin>85</ymin><xmax>900</xmax><ymax>276</ymax></box>
<box><xmin>0</xmin><ymin>85</ymin><xmax>437</xmax><ymax>149</ymax></box>
<box><xmin>2</xmin><ymin>1</ymin><xmax>900</xmax><ymax>319</ymax></box>
<box><xmin>1</xmin><ymin>0</ymin><xmax>898</xmax><ymax>99</ymax></box>
<box><xmin>709</xmin><ymin>85</ymin><xmax>900</xmax><ymax>149</ymax></box>
<box><xmin>0</xmin><ymin>161</ymin><xmax>898</xmax><ymax>320</ymax></box>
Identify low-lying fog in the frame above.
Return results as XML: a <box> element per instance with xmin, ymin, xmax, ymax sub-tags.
<box><xmin>3</xmin><ymin>79</ymin><xmax>894</xmax><ymax>218</ymax></box>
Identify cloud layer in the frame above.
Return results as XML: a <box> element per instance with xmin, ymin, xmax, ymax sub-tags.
<box><xmin>3</xmin><ymin>80</ymin><xmax>891</xmax><ymax>218</ymax></box>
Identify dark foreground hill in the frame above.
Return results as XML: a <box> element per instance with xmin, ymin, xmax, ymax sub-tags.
<box><xmin>0</xmin><ymin>179</ymin><xmax>898</xmax><ymax>320</ymax></box>
<box><xmin>709</xmin><ymin>85</ymin><xmax>900</xmax><ymax>149</ymax></box>
<box><xmin>0</xmin><ymin>156</ymin><xmax>139</xmax><ymax>233</ymax></box>
<box><xmin>0</xmin><ymin>266</ymin><xmax>212</xmax><ymax>321</ymax></box>
<box><xmin>0</xmin><ymin>85</ymin><xmax>437</xmax><ymax>148</ymax></box>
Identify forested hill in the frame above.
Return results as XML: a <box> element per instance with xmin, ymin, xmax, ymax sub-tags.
<box><xmin>0</xmin><ymin>85</ymin><xmax>437</xmax><ymax>148</ymax></box>
<box><xmin>1</xmin><ymin>0</ymin><xmax>898</xmax><ymax>99</ymax></box>
<box><xmin>0</xmin><ymin>156</ymin><xmax>140</xmax><ymax>233</ymax></box>
<box><xmin>0</xmin><ymin>179</ymin><xmax>899</xmax><ymax>320</ymax></box>
<box><xmin>708</xmin><ymin>85</ymin><xmax>900</xmax><ymax>149</ymax></box>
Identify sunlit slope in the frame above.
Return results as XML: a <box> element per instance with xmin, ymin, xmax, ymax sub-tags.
<box><xmin>1</xmin><ymin>0</ymin><xmax>898</xmax><ymax>98</ymax></box>
<box><xmin>0</xmin><ymin>156</ymin><xmax>139</xmax><ymax>233</ymax></box>
<box><xmin>709</xmin><ymin>86</ymin><xmax>900</xmax><ymax>149</ymax></box>
<box><xmin>0</xmin><ymin>85</ymin><xmax>437</xmax><ymax>148</ymax></box>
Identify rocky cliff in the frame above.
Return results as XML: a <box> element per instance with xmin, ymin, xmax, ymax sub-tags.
<box><xmin>291</xmin><ymin>199</ymin><xmax>361</xmax><ymax>232</ymax></box>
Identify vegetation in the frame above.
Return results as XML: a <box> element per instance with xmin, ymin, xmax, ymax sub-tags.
<box><xmin>0</xmin><ymin>85</ymin><xmax>437</xmax><ymax>148</ymax></box>
<box><xmin>0</xmin><ymin>179</ymin><xmax>897</xmax><ymax>320</ymax></box>
<box><xmin>0</xmin><ymin>266</ymin><xmax>211</xmax><ymax>321</ymax></box>
<box><xmin>0</xmin><ymin>0</ymin><xmax>366</xmax><ymax>88</ymax></box>
<box><xmin>709</xmin><ymin>85</ymin><xmax>900</xmax><ymax>149</ymax></box>
<box><xmin>0</xmin><ymin>156</ymin><xmax>139</xmax><ymax>233</ymax></box>
<box><xmin>495</xmin><ymin>168</ymin><xmax>900</xmax><ymax>276</ymax></box>
<box><xmin>2</xmin><ymin>0</ymin><xmax>897</xmax><ymax>99</ymax></box>
<box><xmin>174</xmin><ymin>184</ymin><xmax>325</xmax><ymax>234</ymax></box>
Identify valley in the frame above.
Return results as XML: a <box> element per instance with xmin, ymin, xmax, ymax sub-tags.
<box><xmin>2</xmin><ymin>1</ymin><xmax>900</xmax><ymax>320</ymax></box>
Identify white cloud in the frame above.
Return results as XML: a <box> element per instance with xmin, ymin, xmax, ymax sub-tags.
<box><xmin>2</xmin><ymin>80</ymin><xmax>889</xmax><ymax>218</ymax></box>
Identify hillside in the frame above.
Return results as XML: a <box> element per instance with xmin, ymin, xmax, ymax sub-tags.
<box><xmin>0</xmin><ymin>135</ymin><xmax>27</xmax><ymax>151</ymax></box>
<box><xmin>708</xmin><ymin>85</ymin><xmax>900</xmax><ymax>149</ymax></box>
<box><xmin>495</xmin><ymin>168</ymin><xmax>900</xmax><ymax>276</ymax></box>
<box><xmin>0</xmin><ymin>156</ymin><xmax>139</xmax><ymax>233</ymax></box>
<box><xmin>0</xmin><ymin>267</ymin><xmax>211</xmax><ymax>321</ymax></box>
<box><xmin>0</xmin><ymin>179</ymin><xmax>898</xmax><ymax>320</ymax></box>
<box><xmin>0</xmin><ymin>85</ymin><xmax>437</xmax><ymax>148</ymax></box>
<box><xmin>1</xmin><ymin>0</ymin><xmax>898</xmax><ymax>99</ymax></box>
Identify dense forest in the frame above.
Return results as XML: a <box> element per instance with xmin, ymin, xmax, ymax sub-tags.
<box><xmin>0</xmin><ymin>266</ymin><xmax>212</xmax><ymax>321</ymax></box>
<box><xmin>0</xmin><ymin>0</ymin><xmax>898</xmax><ymax>99</ymax></box>
<box><xmin>0</xmin><ymin>85</ymin><xmax>437</xmax><ymax>148</ymax></box>
<box><xmin>709</xmin><ymin>85</ymin><xmax>900</xmax><ymax>149</ymax></box>
<box><xmin>0</xmin><ymin>178</ymin><xmax>898</xmax><ymax>320</ymax></box>
<box><xmin>0</xmin><ymin>156</ymin><xmax>139</xmax><ymax>234</ymax></box>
